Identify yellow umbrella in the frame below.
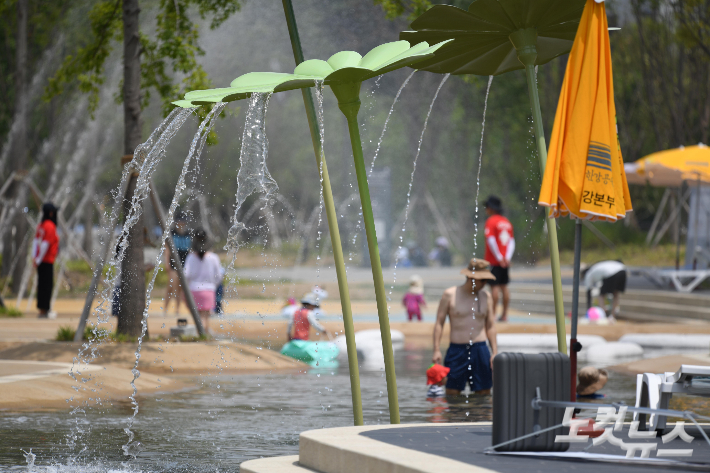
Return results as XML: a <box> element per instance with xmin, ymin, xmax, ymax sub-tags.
<box><xmin>538</xmin><ymin>0</ymin><xmax>632</xmax><ymax>223</ymax></box>
<box><xmin>625</xmin><ymin>144</ymin><xmax>710</xmax><ymax>187</ymax></box>
<box><xmin>537</xmin><ymin>0</ymin><xmax>632</xmax><ymax>399</ymax></box>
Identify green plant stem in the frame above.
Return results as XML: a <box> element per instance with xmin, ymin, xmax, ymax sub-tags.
<box><xmin>334</xmin><ymin>83</ymin><xmax>400</xmax><ymax>424</ymax></box>
<box><xmin>509</xmin><ymin>28</ymin><xmax>566</xmax><ymax>353</ymax></box>
<box><xmin>523</xmin><ymin>63</ymin><xmax>567</xmax><ymax>354</ymax></box>
<box><xmin>281</xmin><ymin>0</ymin><xmax>363</xmax><ymax>426</ymax></box>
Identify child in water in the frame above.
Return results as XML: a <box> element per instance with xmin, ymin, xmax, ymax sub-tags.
<box><xmin>577</xmin><ymin>366</ymin><xmax>608</xmax><ymax>399</ymax></box>
<box><xmin>403</xmin><ymin>275</ymin><xmax>426</xmax><ymax>321</ymax></box>
<box><xmin>426</xmin><ymin>364</ymin><xmax>450</xmax><ymax>398</ymax></box>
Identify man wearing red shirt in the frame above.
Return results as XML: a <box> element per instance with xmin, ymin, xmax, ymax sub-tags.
<box><xmin>32</xmin><ymin>203</ymin><xmax>59</xmax><ymax>318</ymax></box>
<box><xmin>483</xmin><ymin>196</ymin><xmax>515</xmax><ymax>322</ymax></box>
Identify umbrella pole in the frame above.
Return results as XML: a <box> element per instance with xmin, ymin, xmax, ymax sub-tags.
<box><xmin>332</xmin><ymin>82</ymin><xmax>400</xmax><ymax>425</ymax></box>
<box><xmin>281</xmin><ymin>0</ymin><xmax>363</xmax><ymax>426</ymax></box>
<box><xmin>512</xmin><ymin>29</ymin><xmax>567</xmax><ymax>354</ymax></box>
<box><xmin>676</xmin><ymin>185</ymin><xmax>683</xmax><ymax>270</ymax></box>
<box><xmin>694</xmin><ymin>175</ymin><xmax>702</xmax><ymax>269</ymax></box>
<box><xmin>570</xmin><ymin>219</ymin><xmax>583</xmax><ymax>401</ymax></box>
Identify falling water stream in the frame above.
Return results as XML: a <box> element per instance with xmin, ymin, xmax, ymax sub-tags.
<box><xmin>347</xmin><ymin>71</ymin><xmax>416</xmax><ymax>267</ymax></box>
<box><xmin>122</xmin><ymin>103</ymin><xmax>225</xmax><ymax>457</ymax></box>
<box><xmin>62</xmin><ymin>107</ymin><xmax>194</xmax><ymax>457</ymax></box>
<box><xmin>472</xmin><ymin>76</ymin><xmax>494</xmax><ymax>261</ymax></box>
<box><xmin>312</xmin><ymin>81</ymin><xmax>327</xmax><ymax>289</ymax></box>
<box><xmin>225</xmin><ymin>93</ymin><xmax>278</xmax><ymax>260</ymax></box>
<box><xmin>389</xmin><ymin>74</ymin><xmax>450</xmax><ymax>294</ymax></box>
<box><xmin>368</xmin><ymin>71</ymin><xmax>416</xmax><ymax>177</ymax></box>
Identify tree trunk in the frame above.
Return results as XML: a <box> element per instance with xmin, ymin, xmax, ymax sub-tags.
<box><xmin>117</xmin><ymin>0</ymin><xmax>145</xmax><ymax>337</ymax></box>
<box><xmin>117</xmin><ymin>172</ymin><xmax>146</xmax><ymax>337</ymax></box>
<box><xmin>2</xmin><ymin>0</ymin><xmax>29</xmax><ymax>294</ymax></box>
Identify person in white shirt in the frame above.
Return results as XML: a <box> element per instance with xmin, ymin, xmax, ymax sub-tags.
<box><xmin>184</xmin><ymin>229</ymin><xmax>223</xmax><ymax>331</ymax></box>
<box><xmin>583</xmin><ymin>260</ymin><xmax>627</xmax><ymax>318</ymax></box>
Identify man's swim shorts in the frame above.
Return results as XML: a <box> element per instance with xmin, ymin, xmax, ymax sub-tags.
<box><xmin>444</xmin><ymin>341</ymin><xmax>492</xmax><ymax>392</ymax></box>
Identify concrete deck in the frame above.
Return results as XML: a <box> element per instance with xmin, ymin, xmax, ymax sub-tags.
<box><xmin>241</xmin><ymin>423</ymin><xmax>710</xmax><ymax>473</ymax></box>
<box><xmin>240</xmin><ymin>456</ymin><xmax>314</xmax><ymax>473</ymax></box>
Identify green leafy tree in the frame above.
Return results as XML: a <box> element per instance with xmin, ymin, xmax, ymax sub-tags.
<box><xmin>672</xmin><ymin>0</ymin><xmax>710</xmax><ymax>59</ymax></box>
<box><xmin>46</xmin><ymin>0</ymin><xmax>240</xmax><ymax>116</ymax></box>
<box><xmin>373</xmin><ymin>0</ymin><xmax>470</xmax><ymax>20</ymax></box>
<box><xmin>46</xmin><ymin>0</ymin><xmax>242</xmax><ymax>337</ymax></box>
<box><xmin>0</xmin><ymin>0</ymin><xmax>73</xmax><ymax>289</ymax></box>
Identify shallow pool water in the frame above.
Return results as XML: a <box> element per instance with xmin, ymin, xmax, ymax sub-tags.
<box><xmin>0</xmin><ymin>348</ymin><xmax>639</xmax><ymax>472</ymax></box>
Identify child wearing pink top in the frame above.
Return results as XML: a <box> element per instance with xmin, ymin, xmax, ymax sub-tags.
<box><xmin>402</xmin><ymin>275</ymin><xmax>426</xmax><ymax>321</ymax></box>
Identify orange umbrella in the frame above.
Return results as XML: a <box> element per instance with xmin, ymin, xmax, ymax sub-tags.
<box><xmin>538</xmin><ymin>0</ymin><xmax>632</xmax><ymax>222</ymax></box>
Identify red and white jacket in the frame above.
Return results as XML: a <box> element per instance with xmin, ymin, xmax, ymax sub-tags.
<box><xmin>32</xmin><ymin>220</ymin><xmax>59</xmax><ymax>265</ymax></box>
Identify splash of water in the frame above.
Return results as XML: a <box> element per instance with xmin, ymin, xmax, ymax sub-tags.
<box><xmin>389</xmin><ymin>74</ymin><xmax>449</xmax><ymax>293</ymax></box>
<box><xmin>122</xmin><ymin>103</ymin><xmax>225</xmax><ymax>453</ymax></box>
<box><xmin>225</xmin><ymin>93</ymin><xmax>277</xmax><ymax>258</ymax></box>
<box><xmin>22</xmin><ymin>449</ymin><xmax>35</xmax><ymax>470</ymax></box>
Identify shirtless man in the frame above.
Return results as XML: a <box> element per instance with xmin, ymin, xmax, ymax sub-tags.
<box><xmin>432</xmin><ymin>258</ymin><xmax>498</xmax><ymax>395</ymax></box>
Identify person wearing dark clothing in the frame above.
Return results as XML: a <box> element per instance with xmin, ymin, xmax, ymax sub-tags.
<box><xmin>164</xmin><ymin>212</ymin><xmax>191</xmax><ymax>316</ymax></box>
<box><xmin>32</xmin><ymin>203</ymin><xmax>59</xmax><ymax>317</ymax></box>
<box><xmin>583</xmin><ymin>260</ymin><xmax>627</xmax><ymax>318</ymax></box>
<box><xmin>409</xmin><ymin>244</ymin><xmax>428</xmax><ymax>267</ymax></box>
<box><xmin>429</xmin><ymin>237</ymin><xmax>452</xmax><ymax>267</ymax></box>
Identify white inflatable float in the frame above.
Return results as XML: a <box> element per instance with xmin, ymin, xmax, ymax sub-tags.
<box><xmin>333</xmin><ymin>329</ymin><xmax>405</xmax><ymax>371</ymax></box>
<box><xmin>619</xmin><ymin>333</ymin><xmax>710</xmax><ymax>350</ymax></box>
<box><xmin>579</xmin><ymin>341</ymin><xmax>644</xmax><ymax>363</ymax></box>
<box><xmin>497</xmin><ymin>334</ymin><xmax>643</xmax><ymax>362</ymax></box>
<box><xmin>497</xmin><ymin>334</ymin><xmax>606</xmax><ymax>353</ymax></box>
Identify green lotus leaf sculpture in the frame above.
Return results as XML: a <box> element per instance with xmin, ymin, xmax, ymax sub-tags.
<box><xmin>399</xmin><ymin>0</ymin><xmax>585</xmax><ymax>76</ymax></box>
<box><xmin>174</xmin><ymin>40</ymin><xmax>450</xmax><ymax>107</ymax></box>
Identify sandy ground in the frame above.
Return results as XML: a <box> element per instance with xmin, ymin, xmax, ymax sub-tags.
<box><xmin>0</xmin><ymin>340</ymin><xmax>305</xmax><ymax>375</ymax></box>
<box><xmin>0</xmin><ymin>300</ymin><xmax>309</xmax><ymax>410</ymax></box>
<box><xmin>3</xmin><ymin>296</ymin><xmax>710</xmax><ymax>410</ymax></box>
<box><xmin>8</xmin><ymin>297</ymin><xmax>710</xmax><ymax>344</ymax></box>
<box><xmin>0</xmin><ymin>340</ymin><xmax>305</xmax><ymax>410</ymax></box>
<box><xmin>0</xmin><ymin>360</ymin><xmax>184</xmax><ymax>410</ymax></box>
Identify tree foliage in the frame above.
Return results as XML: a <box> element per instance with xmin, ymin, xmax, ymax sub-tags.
<box><xmin>373</xmin><ymin>0</ymin><xmax>473</xmax><ymax>20</ymax></box>
<box><xmin>672</xmin><ymin>0</ymin><xmax>710</xmax><ymax>58</ymax></box>
<box><xmin>45</xmin><ymin>0</ymin><xmax>242</xmax><ymax>116</ymax></box>
<box><xmin>0</xmin><ymin>0</ymin><xmax>72</xmax><ymax>140</ymax></box>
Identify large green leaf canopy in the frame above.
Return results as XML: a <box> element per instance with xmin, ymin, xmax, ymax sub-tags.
<box><xmin>399</xmin><ymin>0</ymin><xmax>586</xmax><ymax>76</ymax></box>
<box><xmin>173</xmin><ymin>40</ymin><xmax>450</xmax><ymax>107</ymax></box>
